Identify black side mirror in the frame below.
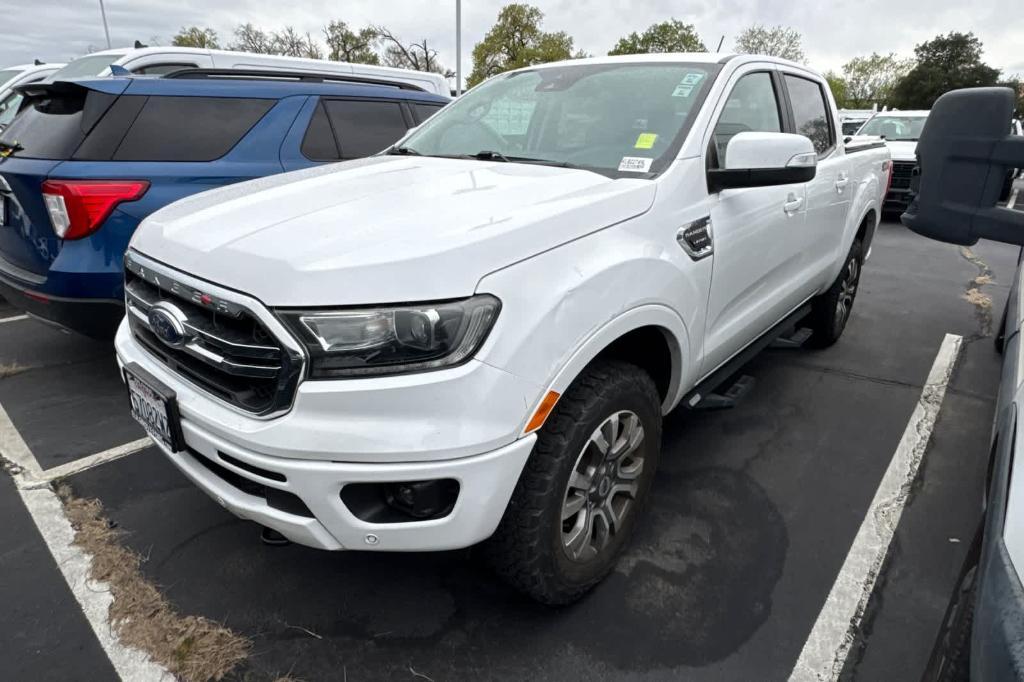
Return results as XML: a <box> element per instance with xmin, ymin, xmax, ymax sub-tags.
<box><xmin>902</xmin><ymin>87</ymin><xmax>1024</xmax><ymax>245</ymax></box>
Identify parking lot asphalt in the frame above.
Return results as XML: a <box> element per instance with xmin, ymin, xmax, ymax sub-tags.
<box><xmin>0</xmin><ymin>218</ymin><xmax>1017</xmax><ymax>681</ymax></box>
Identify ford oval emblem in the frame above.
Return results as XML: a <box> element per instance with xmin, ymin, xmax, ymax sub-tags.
<box><xmin>147</xmin><ymin>302</ymin><xmax>189</xmax><ymax>348</ymax></box>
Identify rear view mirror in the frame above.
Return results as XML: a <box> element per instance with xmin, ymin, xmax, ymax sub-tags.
<box><xmin>902</xmin><ymin>87</ymin><xmax>1024</xmax><ymax>245</ymax></box>
<box><xmin>708</xmin><ymin>132</ymin><xmax>817</xmax><ymax>193</ymax></box>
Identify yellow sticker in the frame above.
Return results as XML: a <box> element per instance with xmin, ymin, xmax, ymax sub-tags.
<box><xmin>635</xmin><ymin>133</ymin><xmax>658</xmax><ymax>150</ymax></box>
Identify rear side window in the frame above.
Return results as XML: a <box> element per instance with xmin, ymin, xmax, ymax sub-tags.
<box><xmin>323</xmin><ymin>99</ymin><xmax>409</xmax><ymax>159</ymax></box>
<box><xmin>785</xmin><ymin>75</ymin><xmax>834</xmax><ymax>155</ymax></box>
<box><xmin>412</xmin><ymin>102</ymin><xmax>444</xmax><ymax>124</ymax></box>
<box><xmin>301</xmin><ymin>102</ymin><xmax>340</xmax><ymax>161</ymax></box>
<box><xmin>112</xmin><ymin>96</ymin><xmax>274</xmax><ymax>161</ymax></box>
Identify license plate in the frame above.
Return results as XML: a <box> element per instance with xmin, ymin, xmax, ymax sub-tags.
<box><xmin>125</xmin><ymin>363</ymin><xmax>182</xmax><ymax>452</ymax></box>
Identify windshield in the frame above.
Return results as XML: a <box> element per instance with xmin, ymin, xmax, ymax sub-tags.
<box><xmin>399</xmin><ymin>62</ymin><xmax>718</xmax><ymax>177</ymax></box>
<box><xmin>0</xmin><ymin>69</ymin><xmax>24</xmax><ymax>89</ymax></box>
<box><xmin>49</xmin><ymin>54</ymin><xmax>125</xmax><ymax>81</ymax></box>
<box><xmin>0</xmin><ymin>90</ymin><xmax>23</xmax><ymax>128</ymax></box>
<box><xmin>857</xmin><ymin>115</ymin><xmax>928</xmax><ymax>141</ymax></box>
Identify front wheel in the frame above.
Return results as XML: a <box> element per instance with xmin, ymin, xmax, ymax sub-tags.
<box><xmin>807</xmin><ymin>239</ymin><xmax>863</xmax><ymax>348</ymax></box>
<box><xmin>481</xmin><ymin>360</ymin><xmax>662</xmax><ymax>605</ymax></box>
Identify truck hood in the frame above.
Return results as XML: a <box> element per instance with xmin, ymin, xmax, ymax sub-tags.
<box><xmin>131</xmin><ymin>156</ymin><xmax>656</xmax><ymax>306</ymax></box>
<box><xmin>884</xmin><ymin>140</ymin><xmax>917</xmax><ymax>161</ymax></box>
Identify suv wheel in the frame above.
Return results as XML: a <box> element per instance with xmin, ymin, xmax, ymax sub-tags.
<box><xmin>482</xmin><ymin>360</ymin><xmax>662</xmax><ymax>605</ymax></box>
<box><xmin>807</xmin><ymin>239</ymin><xmax>863</xmax><ymax>348</ymax></box>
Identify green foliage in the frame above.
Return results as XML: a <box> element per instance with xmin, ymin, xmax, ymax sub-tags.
<box><xmin>171</xmin><ymin>27</ymin><xmax>219</xmax><ymax>49</ymax></box>
<box><xmin>841</xmin><ymin>52</ymin><xmax>913</xmax><ymax>108</ymax></box>
<box><xmin>890</xmin><ymin>32</ymin><xmax>1001</xmax><ymax>109</ymax></box>
<box><xmin>734</xmin><ymin>25</ymin><xmax>805</xmax><ymax>62</ymax></box>
<box><xmin>608</xmin><ymin>19</ymin><xmax>706</xmax><ymax>55</ymax></box>
<box><xmin>823</xmin><ymin>71</ymin><xmax>849</xmax><ymax>108</ymax></box>
<box><xmin>467</xmin><ymin>4</ymin><xmax>579</xmax><ymax>88</ymax></box>
<box><xmin>323</xmin><ymin>21</ymin><xmax>380</xmax><ymax>64</ymax></box>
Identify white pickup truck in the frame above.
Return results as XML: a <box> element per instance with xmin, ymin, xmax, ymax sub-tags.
<box><xmin>115</xmin><ymin>53</ymin><xmax>890</xmax><ymax>604</ymax></box>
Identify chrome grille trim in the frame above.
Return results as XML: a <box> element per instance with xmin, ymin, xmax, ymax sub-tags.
<box><xmin>124</xmin><ymin>250</ymin><xmax>306</xmax><ymax>419</ymax></box>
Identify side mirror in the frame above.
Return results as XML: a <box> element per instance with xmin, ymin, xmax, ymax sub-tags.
<box><xmin>901</xmin><ymin>87</ymin><xmax>1024</xmax><ymax>246</ymax></box>
<box><xmin>707</xmin><ymin>132</ymin><xmax>817</xmax><ymax>193</ymax></box>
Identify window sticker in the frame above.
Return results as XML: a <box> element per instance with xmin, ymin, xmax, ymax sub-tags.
<box><xmin>618</xmin><ymin>156</ymin><xmax>653</xmax><ymax>173</ymax></box>
<box><xmin>634</xmin><ymin>133</ymin><xmax>658</xmax><ymax>149</ymax></box>
<box><xmin>672</xmin><ymin>71</ymin><xmax>705</xmax><ymax>97</ymax></box>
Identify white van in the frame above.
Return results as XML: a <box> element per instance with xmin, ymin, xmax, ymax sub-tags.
<box><xmin>48</xmin><ymin>47</ymin><xmax>449</xmax><ymax>95</ymax></box>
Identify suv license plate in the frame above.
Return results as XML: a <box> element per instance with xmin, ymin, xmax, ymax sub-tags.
<box><xmin>125</xmin><ymin>363</ymin><xmax>182</xmax><ymax>452</ymax></box>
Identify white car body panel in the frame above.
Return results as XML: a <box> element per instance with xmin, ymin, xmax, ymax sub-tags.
<box><xmin>117</xmin><ymin>53</ymin><xmax>889</xmax><ymax>552</ymax></box>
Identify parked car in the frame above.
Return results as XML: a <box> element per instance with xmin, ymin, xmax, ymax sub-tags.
<box><xmin>0</xmin><ymin>71</ymin><xmax>448</xmax><ymax>337</ymax></box>
<box><xmin>903</xmin><ymin>86</ymin><xmax>1024</xmax><ymax>680</ymax></box>
<box><xmin>838</xmin><ymin>109</ymin><xmax>874</xmax><ymax>136</ymax></box>
<box><xmin>48</xmin><ymin>46</ymin><xmax>449</xmax><ymax>95</ymax></box>
<box><xmin>0</xmin><ymin>61</ymin><xmax>64</xmax><ymax>130</ymax></box>
<box><xmin>114</xmin><ymin>53</ymin><xmax>890</xmax><ymax>604</ymax></box>
<box><xmin>856</xmin><ymin>110</ymin><xmax>929</xmax><ymax>213</ymax></box>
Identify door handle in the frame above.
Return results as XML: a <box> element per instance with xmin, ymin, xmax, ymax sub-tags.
<box><xmin>783</xmin><ymin>194</ymin><xmax>803</xmax><ymax>214</ymax></box>
<box><xmin>835</xmin><ymin>174</ymin><xmax>850</xmax><ymax>192</ymax></box>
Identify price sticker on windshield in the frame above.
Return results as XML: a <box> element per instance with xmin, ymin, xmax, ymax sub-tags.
<box><xmin>672</xmin><ymin>71</ymin><xmax>705</xmax><ymax>97</ymax></box>
<box><xmin>618</xmin><ymin>157</ymin><xmax>653</xmax><ymax>173</ymax></box>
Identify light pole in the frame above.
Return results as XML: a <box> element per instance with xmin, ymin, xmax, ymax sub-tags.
<box><xmin>98</xmin><ymin>0</ymin><xmax>112</xmax><ymax>49</ymax></box>
<box><xmin>455</xmin><ymin>0</ymin><xmax>462</xmax><ymax>95</ymax></box>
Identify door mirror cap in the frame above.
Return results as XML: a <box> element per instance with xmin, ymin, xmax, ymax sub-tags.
<box><xmin>901</xmin><ymin>87</ymin><xmax>1024</xmax><ymax>246</ymax></box>
<box><xmin>708</xmin><ymin>132</ymin><xmax>817</xmax><ymax>193</ymax></box>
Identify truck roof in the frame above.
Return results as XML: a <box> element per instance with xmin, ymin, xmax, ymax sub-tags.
<box><xmin>509</xmin><ymin>52</ymin><xmax>822</xmax><ymax>76</ymax></box>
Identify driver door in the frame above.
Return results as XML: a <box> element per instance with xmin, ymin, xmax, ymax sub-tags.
<box><xmin>700</xmin><ymin>67</ymin><xmax>810</xmax><ymax>376</ymax></box>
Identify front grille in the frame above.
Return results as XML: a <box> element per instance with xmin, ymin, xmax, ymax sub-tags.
<box><xmin>890</xmin><ymin>161</ymin><xmax>915</xmax><ymax>191</ymax></box>
<box><xmin>124</xmin><ymin>254</ymin><xmax>302</xmax><ymax>416</ymax></box>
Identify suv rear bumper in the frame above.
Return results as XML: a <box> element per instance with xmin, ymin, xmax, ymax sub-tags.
<box><xmin>0</xmin><ymin>271</ymin><xmax>123</xmax><ymax>338</ymax></box>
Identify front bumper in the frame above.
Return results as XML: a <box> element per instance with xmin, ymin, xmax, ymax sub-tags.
<box><xmin>115</xmin><ymin>319</ymin><xmax>540</xmax><ymax>551</ymax></box>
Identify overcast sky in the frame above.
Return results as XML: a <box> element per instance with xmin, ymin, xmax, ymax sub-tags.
<box><xmin>2</xmin><ymin>0</ymin><xmax>1022</xmax><ymax>83</ymax></box>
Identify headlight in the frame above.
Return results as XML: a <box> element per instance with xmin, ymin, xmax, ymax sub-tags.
<box><xmin>279</xmin><ymin>295</ymin><xmax>501</xmax><ymax>378</ymax></box>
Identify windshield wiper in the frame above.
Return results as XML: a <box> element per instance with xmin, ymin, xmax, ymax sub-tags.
<box><xmin>387</xmin><ymin>145</ymin><xmax>421</xmax><ymax>156</ymax></box>
<box><xmin>0</xmin><ymin>137</ymin><xmax>23</xmax><ymax>158</ymax></box>
<box><xmin>470</xmin><ymin>150</ymin><xmax>510</xmax><ymax>162</ymax></box>
<box><xmin>464</xmin><ymin>150</ymin><xmax>579</xmax><ymax>170</ymax></box>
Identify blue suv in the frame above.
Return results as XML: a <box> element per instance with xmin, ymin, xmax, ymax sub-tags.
<box><xmin>0</xmin><ymin>71</ymin><xmax>448</xmax><ymax>337</ymax></box>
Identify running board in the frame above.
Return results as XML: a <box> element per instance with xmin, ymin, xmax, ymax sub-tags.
<box><xmin>692</xmin><ymin>374</ymin><xmax>756</xmax><ymax>410</ymax></box>
<box><xmin>771</xmin><ymin>327</ymin><xmax>813</xmax><ymax>349</ymax></box>
<box><xmin>683</xmin><ymin>303</ymin><xmax>813</xmax><ymax>411</ymax></box>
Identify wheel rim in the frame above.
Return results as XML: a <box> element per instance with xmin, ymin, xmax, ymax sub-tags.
<box><xmin>560</xmin><ymin>410</ymin><xmax>645</xmax><ymax>563</ymax></box>
<box><xmin>835</xmin><ymin>256</ymin><xmax>860</xmax><ymax>330</ymax></box>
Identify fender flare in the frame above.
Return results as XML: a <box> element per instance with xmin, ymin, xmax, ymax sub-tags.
<box><xmin>522</xmin><ymin>304</ymin><xmax>691</xmax><ymax>432</ymax></box>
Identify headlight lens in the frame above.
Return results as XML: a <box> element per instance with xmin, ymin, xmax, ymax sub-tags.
<box><xmin>279</xmin><ymin>295</ymin><xmax>501</xmax><ymax>378</ymax></box>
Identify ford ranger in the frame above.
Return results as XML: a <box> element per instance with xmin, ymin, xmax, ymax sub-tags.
<box><xmin>114</xmin><ymin>53</ymin><xmax>890</xmax><ymax>604</ymax></box>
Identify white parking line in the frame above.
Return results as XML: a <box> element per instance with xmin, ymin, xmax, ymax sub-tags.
<box><xmin>29</xmin><ymin>436</ymin><xmax>153</xmax><ymax>486</ymax></box>
<box><xmin>789</xmin><ymin>333</ymin><xmax>963</xmax><ymax>681</ymax></box>
<box><xmin>0</xmin><ymin>314</ymin><xmax>29</xmax><ymax>325</ymax></box>
<box><xmin>0</xmin><ymin>404</ymin><xmax>170</xmax><ymax>680</ymax></box>
<box><xmin>1009</xmin><ymin>187</ymin><xmax>1019</xmax><ymax>211</ymax></box>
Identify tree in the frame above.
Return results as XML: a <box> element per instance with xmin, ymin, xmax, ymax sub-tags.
<box><xmin>323</xmin><ymin>21</ymin><xmax>380</xmax><ymax>64</ymax></box>
<box><xmin>890</xmin><ymin>32</ymin><xmax>1001</xmax><ymax>110</ymax></box>
<box><xmin>608</xmin><ymin>19</ymin><xmax>706</xmax><ymax>55</ymax></box>
<box><xmin>823</xmin><ymin>71</ymin><xmax>849</xmax><ymax>108</ymax></box>
<box><xmin>171</xmin><ymin>26</ymin><xmax>220</xmax><ymax>49</ymax></box>
<box><xmin>841</xmin><ymin>52</ymin><xmax>913</xmax><ymax>108</ymax></box>
<box><xmin>734</xmin><ymin>25</ymin><xmax>804</xmax><ymax>62</ymax></box>
<box><xmin>374</xmin><ymin>26</ymin><xmax>454</xmax><ymax>77</ymax></box>
<box><xmin>230</xmin><ymin>23</ymin><xmax>273</xmax><ymax>54</ymax></box>
<box><xmin>467</xmin><ymin>4</ymin><xmax>579</xmax><ymax>88</ymax></box>
<box><xmin>270</xmin><ymin>27</ymin><xmax>309</xmax><ymax>58</ymax></box>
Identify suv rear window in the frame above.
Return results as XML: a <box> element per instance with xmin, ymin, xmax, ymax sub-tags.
<box><xmin>0</xmin><ymin>87</ymin><xmax>116</xmax><ymax>159</ymax></box>
<box><xmin>111</xmin><ymin>96</ymin><xmax>274</xmax><ymax>161</ymax></box>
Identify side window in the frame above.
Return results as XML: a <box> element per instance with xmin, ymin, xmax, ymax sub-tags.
<box><xmin>784</xmin><ymin>75</ymin><xmax>834</xmax><ymax>155</ymax></box>
<box><xmin>301</xmin><ymin>101</ymin><xmax>340</xmax><ymax>161</ymax></box>
<box><xmin>111</xmin><ymin>96</ymin><xmax>274</xmax><ymax>161</ymax></box>
<box><xmin>323</xmin><ymin>100</ymin><xmax>409</xmax><ymax>159</ymax></box>
<box><xmin>711</xmin><ymin>72</ymin><xmax>781</xmax><ymax>167</ymax></box>
<box><xmin>412</xmin><ymin>102</ymin><xmax>444</xmax><ymax>124</ymax></box>
<box><xmin>0</xmin><ymin>92</ymin><xmax>24</xmax><ymax>127</ymax></box>
<box><xmin>131</xmin><ymin>63</ymin><xmax>199</xmax><ymax>75</ymax></box>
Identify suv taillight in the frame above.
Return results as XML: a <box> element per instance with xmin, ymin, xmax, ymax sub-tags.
<box><xmin>41</xmin><ymin>179</ymin><xmax>149</xmax><ymax>240</ymax></box>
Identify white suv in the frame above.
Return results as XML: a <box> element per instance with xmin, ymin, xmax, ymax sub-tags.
<box><xmin>115</xmin><ymin>54</ymin><xmax>889</xmax><ymax>603</ymax></box>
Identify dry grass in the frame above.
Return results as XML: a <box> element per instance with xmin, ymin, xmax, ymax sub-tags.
<box><xmin>56</xmin><ymin>486</ymin><xmax>250</xmax><ymax>681</ymax></box>
<box><xmin>0</xmin><ymin>361</ymin><xmax>28</xmax><ymax>378</ymax></box>
<box><xmin>962</xmin><ymin>287</ymin><xmax>993</xmax><ymax>310</ymax></box>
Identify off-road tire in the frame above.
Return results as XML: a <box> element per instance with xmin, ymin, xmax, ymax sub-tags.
<box><xmin>481</xmin><ymin>360</ymin><xmax>662</xmax><ymax>605</ymax></box>
<box><xmin>807</xmin><ymin>239</ymin><xmax>863</xmax><ymax>348</ymax></box>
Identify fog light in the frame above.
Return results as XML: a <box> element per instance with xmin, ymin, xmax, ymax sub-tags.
<box><xmin>385</xmin><ymin>479</ymin><xmax>459</xmax><ymax>519</ymax></box>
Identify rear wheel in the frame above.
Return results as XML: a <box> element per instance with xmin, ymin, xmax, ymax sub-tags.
<box><xmin>807</xmin><ymin>239</ymin><xmax>863</xmax><ymax>348</ymax></box>
<box><xmin>482</xmin><ymin>360</ymin><xmax>662</xmax><ymax>605</ymax></box>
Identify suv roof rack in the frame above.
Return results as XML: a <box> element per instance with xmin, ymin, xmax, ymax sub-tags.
<box><xmin>164</xmin><ymin>68</ymin><xmax>427</xmax><ymax>93</ymax></box>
